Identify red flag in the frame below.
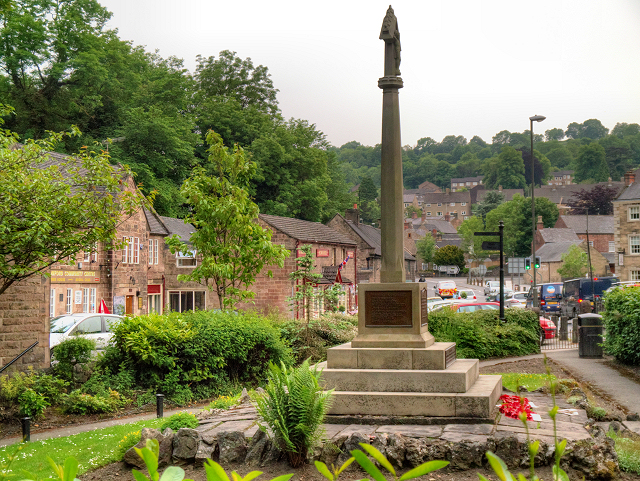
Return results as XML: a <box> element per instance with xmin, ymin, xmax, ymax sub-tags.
<box><xmin>97</xmin><ymin>299</ymin><xmax>111</xmax><ymax>314</ymax></box>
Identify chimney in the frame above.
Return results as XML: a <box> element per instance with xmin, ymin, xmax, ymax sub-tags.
<box><xmin>446</xmin><ymin>188</ymin><xmax>450</xmax><ymax>194</ymax></box>
<box><xmin>345</xmin><ymin>207</ymin><xmax>359</xmax><ymax>225</ymax></box>
<box><xmin>498</xmin><ymin>185</ymin><xmax>503</xmax><ymax>192</ymax></box>
<box><xmin>624</xmin><ymin>170</ymin><xmax>636</xmax><ymax>186</ymax></box>
<box><xmin>444</xmin><ymin>213</ymin><xmax>450</xmax><ymax>222</ymax></box>
<box><xmin>412</xmin><ymin>211</ymin><xmax>418</xmax><ymax>219</ymax></box>
<box><xmin>537</xmin><ymin>215</ymin><xmax>544</xmax><ymax>231</ymax></box>
<box><xmin>432</xmin><ymin>229</ymin><xmax>437</xmax><ymax>238</ymax></box>
<box><xmin>421</xmin><ymin>210</ymin><xmax>426</xmax><ymax>222</ymax></box>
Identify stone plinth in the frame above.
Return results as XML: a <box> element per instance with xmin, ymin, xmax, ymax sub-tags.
<box><xmin>351</xmin><ymin>283</ymin><xmax>434</xmax><ymax>349</ymax></box>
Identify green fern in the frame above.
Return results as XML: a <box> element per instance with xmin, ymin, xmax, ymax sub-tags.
<box><xmin>252</xmin><ymin>359</ymin><xmax>333</xmax><ymax>467</ymax></box>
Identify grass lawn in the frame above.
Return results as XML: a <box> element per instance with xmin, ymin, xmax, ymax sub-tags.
<box><xmin>0</xmin><ymin>418</ymin><xmax>165</xmax><ymax>478</ymax></box>
<box><xmin>609</xmin><ymin>432</ymin><xmax>640</xmax><ymax>474</ymax></box>
<box><xmin>488</xmin><ymin>373</ymin><xmax>557</xmax><ymax>392</ymax></box>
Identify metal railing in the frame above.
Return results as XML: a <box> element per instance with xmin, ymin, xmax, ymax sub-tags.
<box><xmin>0</xmin><ymin>341</ymin><xmax>39</xmax><ymax>374</ymax></box>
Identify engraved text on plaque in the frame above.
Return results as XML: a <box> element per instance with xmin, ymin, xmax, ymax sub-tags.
<box><xmin>365</xmin><ymin>290</ymin><xmax>413</xmax><ymax>327</ymax></box>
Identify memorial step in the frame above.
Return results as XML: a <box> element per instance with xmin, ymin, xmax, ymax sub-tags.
<box><xmin>326</xmin><ymin>342</ymin><xmax>456</xmax><ymax>370</ymax></box>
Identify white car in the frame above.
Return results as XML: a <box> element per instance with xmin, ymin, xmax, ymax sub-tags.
<box><xmin>49</xmin><ymin>313</ymin><xmax>122</xmax><ymax>352</ymax></box>
<box><xmin>505</xmin><ymin>291</ymin><xmax>528</xmax><ymax>308</ymax></box>
<box><xmin>483</xmin><ymin>281</ymin><xmax>500</xmax><ymax>296</ymax></box>
<box><xmin>454</xmin><ymin>289</ymin><xmax>478</xmax><ymax>301</ymax></box>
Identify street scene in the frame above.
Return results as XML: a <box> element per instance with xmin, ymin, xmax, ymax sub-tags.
<box><xmin>1</xmin><ymin>2</ymin><xmax>640</xmax><ymax>481</ymax></box>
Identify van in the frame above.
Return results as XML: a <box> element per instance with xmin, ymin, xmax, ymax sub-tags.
<box><xmin>526</xmin><ymin>283</ymin><xmax>563</xmax><ymax>313</ymax></box>
<box><xmin>561</xmin><ymin>276</ymin><xmax>618</xmax><ymax>318</ymax></box>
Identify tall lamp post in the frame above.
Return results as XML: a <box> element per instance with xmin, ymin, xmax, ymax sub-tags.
<box><xmin>529</xmin><ymin>114</ymin><xmax>545</xmax><ymax>307</ymax></box>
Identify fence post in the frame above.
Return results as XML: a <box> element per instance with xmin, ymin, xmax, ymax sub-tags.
<box><xmin>156</xmin><ymin>393</ymin><xmax>164</xmax><ymax>418</ymax></box>
<box><xmin>21</xmin><ymin>417</ymin><xmax>30</xmax><ymax>442</ymax></box>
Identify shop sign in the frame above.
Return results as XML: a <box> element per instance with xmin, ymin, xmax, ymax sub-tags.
<box><xmin>50</xmin><ymin>269</ymin><xmax>99</xmax><ymax>283</ymax></box>
<box><xmin>316</xmin><ymin>249</ymin><xmax>330</xmax><ymax>257</ymax></box>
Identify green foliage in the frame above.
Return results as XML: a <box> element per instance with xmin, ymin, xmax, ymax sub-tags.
<box><xmin>60</xmin><ymin>389</ymin><xmax>125</xmax><ymax>415</ymax></box>
<box><xmin>349</xmin><ymin>443</ymin><xmax>448</xmax><ymax>481</ymax></box>
<box><xmin>358</xmin><ymin>175</ymin><xmax>378</xmax><ymax>204</ymax></box>
<box><xmin>575</xmin><ymin>142</ymin><xmax>610</xmax><ymax>182</ymax></box>
<box><xmin>160</xmin><ymin>412</ymin><xmax>199</xmax><ymax>432</ymax></box>
<box><xmin>428</xmin><ymin>308</ymin><xmax>539</xmax><ymax>359</ymax></box>
<box><xmin>252</xmin><ymin>360</ymin><xmax>333</xmax><ymax>467</ymax></box>
<box><xmin>472</xmin><ymin>191</ymin><xmax>505</xmax><ymax>222</ymax></box>
<box><xmin>557</xmin><ymin>244</ymin><xmax>592</xmax><ymax>279</ymax></box>
<box><xmin>117</xmin><ymin>430</ymin><xmax>141</xmax><ymax>459</ymax></box>
<box><xmin>415</xmin><ymin>233</ymin><xmax>436</xmax><ymax>266</ymax></box>
<box><xmin>18</xmin><ymin>388</ymin><xmax>49</xmax><ymax>418</ymax></box>
<box><xmin>166</xmin><ymin>130</ymin><xmax>288</xmax><ymax>310</ymax></box>
<box><xmin>51</xmin><ymin>337</ymin><xmax>96</xmax><ymax>382</ymax></box>
<box><xmin>208</xmin><ymin>394</ymin><xmax>241</xmax><ymax>411</ymax></box>
<box><xmin>609</xmin><ymin>431</ymin><xmax>640</xmax><ymax>474</ymax></box>
<box><xmin>483</xmin><ymin>146</ymin><xmax>526</xmax><ymax>190</ymax></box>
<box><xmin>0</xmin><ymin>109</ymin><xmax>148</xmax><ymax>296</ymax></box>
<box><xmin>276</xmin><ymin>313</ymin><xmax>358</xmax><ymax>365</ymax></box>
<box><xmin>497</xmin><ymin>373</ymin><xmax>558</xmax><ymax>392</ymax></box>
<box><xmin>99</xmin><ymin>310</ymin><xmax>292</xmax><ymax>404</ymax></box>
<box><xmin>432</xmin><ymin>245</ymin><xmax>465</xmax><ymax>270</ymax></box>
<box><xmin>458</xmin><ymin>216</ymin><xmax>490</xmax><ymax>262</ymax></box>
<box><xmin>603</xmin><ymin>286</ymin><xmax>640</xmax><ymax>365</ymax></box>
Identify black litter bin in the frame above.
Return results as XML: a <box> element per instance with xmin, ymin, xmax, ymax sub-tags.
<box><xmin>578</xmin><ymin>313</ymin><xmax>603</xmax><ymax>358</ymax></box>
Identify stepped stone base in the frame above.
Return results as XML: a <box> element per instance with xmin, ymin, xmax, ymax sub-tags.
<box><xmin>323</xmin><ymin>341</ymin><xmax>502</xmax><ymax>419</ymax></box>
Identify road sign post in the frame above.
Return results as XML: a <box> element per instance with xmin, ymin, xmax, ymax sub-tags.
<box><xmin>475</xmin><ymin>224</ymin><xmax>505</xmax><ymax>320</ymax></box>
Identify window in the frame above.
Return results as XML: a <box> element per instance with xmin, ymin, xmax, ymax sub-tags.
<box><xmin>73</xmin><ymin>316</ymin><xmax>102</xmax><ymax>334</ymax></box>
<box><xmin>630</xmin><ymin>235</ymin><xmax>640</xmax><ymax>254</ymax></box>
<box><xmin>90</xmin><ymin>288</ymin><xmax>96</xmax><ymax>313</ymax></box>
<box><xmin>169</xmin><ymin>291</ymin><xmax>205</xmax><ymax>312</ymax></box>
<box><xmin>426</xmin><ymin>203</ymin><xmax>431</xmax><ymax>207</ymax></box>
<box><xmin>149</xmin><ymin>294</ymin><xmax>162</xmax><ymax>314</ymax></box>
<box><xmin>631</xmin><ymin>271</ymin><xmax>640</xmax><ymax>281</ymax></box>
<box><xmin>461</xmin><ymin>211</ymin><xmax>466</xmax><ymax>215</ymax></box>
<box><xmin>82</xmin><ymin>288</ymin><xmax>96</xmax><ymax>313</ymax></box>
<box><xmin>437</xmin><ymin>211</ymin><xmax>443</xmax><ymax>216</ymax></box>
<box><xmin>149</xmin><ymin>240</ymin><xmax>153</xmax><ymax>265</ymax></box>
<box><xmin>609</xmin><ymin>241</ymin><xmax>615</xmax><ymax>252</ymax></box>
<box><xmin>148</xmin><ymin>239</ymin><xmax>159</xmax><ymax>265</ymax></box>
<box><xmin>437</xmin><ymin>203</ymin><xmax>442</xmax><ymax>207</ymax></box>
<box><xmin>464</xmin><ymin>216</ymin><xmax>469</xmax><ymax>220</ymax></box>
<box><xmin>177</xmin><ymin>250</ymin><xmax>197</xmax><ymax>267</ymax></box>
<box><xmin>122</xmin><ymin>237</ymin><xmax>140</xmax><ymax>264</ymax></box>
<box><xmin>83</xmin><ymin>288</ymin><xmax>89</xmax><ymax>312</ymax></box>
<box><xmin>630</xmin><ymin>206</ymin><xmax>640</xmax><ymax>221</ymax></box>
<box><xmin>66</xmin><ymin>288</ymin><xmax>72</xmax><ymax>314</ymax></box>
<box><xmin>50</xmin><ymin>289</ymin><xmax>55</xmax><ymax>317</ymax></box>
<box><xmin>452</xmin><ymin>183</ymin><xmax>457</xmax><ymax>187</ymax></box>
<box><xmin>472</xmin><ymin>182</ymin><xmax>478</xmax><ymax>186</ymax></box>
<box><xmin>588</xmin><ymin>241</ymin><xmax>594</xmax><ymax>247</ymax></box>
<box><xmin>461</xmin><ymin>202</ymin><xmax>466</xmax><ymax>206</ymax></box>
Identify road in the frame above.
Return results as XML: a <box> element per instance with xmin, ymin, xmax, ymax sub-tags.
<box><xmin>418</xmin><ymin>276</ymin><xmax>487</xmax><ymax>300</ymax></box>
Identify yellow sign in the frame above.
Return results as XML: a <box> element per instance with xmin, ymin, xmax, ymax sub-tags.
<box><xmin>50</xmin><ymin>269</ymin><xmax>100</xmax><ymax>283</ymax></box>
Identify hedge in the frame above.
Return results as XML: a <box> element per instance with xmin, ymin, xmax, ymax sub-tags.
<box><xmin>603</xmin><ymin>286</ymin><xmax>640</xmax><ymax>364</ymax></box>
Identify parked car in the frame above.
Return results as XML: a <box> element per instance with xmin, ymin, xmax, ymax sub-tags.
<box><xmin>453</xmin><ymin>289</ymin><xmax>477</xmax><ymax>301</ymax></box>
<box><xmin>49</xmin><ymin>313</ymin><xmax>122</xmax><ymax>353</ymax></box>
<box><xmin>451</xmin><ymin>302</ymin><xmax>500</xmax><ymax>313</ymax></box>
<box><xmin>525</xmin><ymin>283</ymin><xmax>563</xmax><ymax>313</ymax></box>
<box><xmin>486</xmin><ymin>289</ymin><xmax>513</xmax><ymax>302</ymax></box>
<box><xmin>561</xmin><ymin>276</ymin><xmax>619</xmax><ymax>318</ymax></box>
<box><xmin>436</xmin><ymin>281</ymin><xmax>458</xmax><ymax>298</ymax></box>
<box><xmin>539</xmin><ymin>316</ymin><xmax>557</xmax><ymax>345</ymax></box>
<box><xmin>483</xmin><ymin>281</ymin><xmax>499</xmax><ymax>296</ymax></box>
<box><xmin>428</xmin><ymin>299</ymin><xmax>457</xmax><ymax>312</ymax></box>
<box><xmin>505</xmin><ymin>291</ymin><xmax>527</xmax><ymax>308</ymax></box>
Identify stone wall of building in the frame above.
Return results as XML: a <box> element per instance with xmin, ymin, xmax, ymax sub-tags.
<box><xmin>326</xmin><ymin>214</ymin><xmax>378</xmax><ymax>283</ymax></box>
<box><xmin>614</xmin><ymin>200</ymin><xmax>640</xmax><ymax>281</ymax></box>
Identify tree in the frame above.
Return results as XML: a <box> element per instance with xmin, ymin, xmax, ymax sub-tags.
<box><xmin>545</xmin><ymin>146</ymin><xmax>573</xmax><ymax>169</ymax></box>
<box><xmin>358</xmin><ymin>175</ymin><xmax>378</xmax><ymax>204</ymax></box>
<box><xmin>565</xmin><ymin>119</ymin><xmax>609</xmax><ymax>140</ymax></box>
<box><xmin>567</xmin><ymin>185</ymin><xmax>618</xmax><ymax>215</ymax></box>
<box><xmin>405</xmin><ymin>205</ymin><xmax>421</xmax><ymax>218</ymax></box>
<box><xmin>518</xmin><ymin>148</ymin><xmax>551</xmax><ymax>187</ymax></box>
<box><xmin>473</xmin><ymin>191</ymin><xmax>505</xmax><ymax>222</ymax></box>
<box><xmin>574</xmin><ymin>143</ymin><xmax>609</xmax><ymax>183</ymax></box>
<box><xmin>0</xmin><ymin>105</ymin><xmax>147</xmax><ymax>296</ymax></box>
<box><xmin>545</xmin><ymin>128</ymin><xmax>565</xmax><ymax>142</ymax></box>
<box><xmin>612</xmin><ymin>122</ymin><xmax>640</xmax><ymax>139</ymax></box>
<box><xmin>457</xmin><ymin>216</ymin><xmax>489</xmax><ymax>264</ymax></box>
<box><xmin>165</xmin><ymin>131</ymin><xmax>289</xmax><ymax>310</ymax></box>
<box><xmin>433</xmin><ymin>245</ymin><xmax>465</xmax><ymax>270</ymax></box>
<box><xmin>416</xmin><ymin>234</ymin><xmax>436</xmax><ymax>267</ymax></box>
<box><xmin>599</xmin><ymin>135</ymin><xmax>633</xmax><ymax>180</ymax></box>
<box><xmin>483</xmin><ymin>147</ymin><xmax>526</xmax><ymax>190</ymax></box>
<box><xmin>557</xmin><ymin>245</ymin><xmax>592</xmax><ymax>279</ymax></box>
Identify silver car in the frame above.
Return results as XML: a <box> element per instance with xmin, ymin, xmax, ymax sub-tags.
<box><xmin>49</xmin><ymin>313</ymin><xmax>122</xmax><ymax>353</ymax></box>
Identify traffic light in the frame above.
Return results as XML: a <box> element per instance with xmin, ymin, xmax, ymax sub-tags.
<box><xmin>535</xmin><ymin>256</ymin><xmax>541</xmax><ymax>269</ymax></box>
<box><xmin>525</xmin><ymin>257</ymin><xmax>531</xmax><ymax>270</ymax></box>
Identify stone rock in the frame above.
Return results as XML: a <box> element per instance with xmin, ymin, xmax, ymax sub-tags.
<box><xmin>385</xmin><ymin>434</ymin><xmax>406</xmax><ymax>468</ymax></box>
<box><xmin>306</xmin><ymin>445</ymin><xmax>323</xmax><ymax>464</ymax></box>
<box><xmin>245</xmin><ymin>429</ymin><xmax>269</xmax><ymax>465</ymax></box>
<box><xmin>404</xmin><ymin>438</ymin><xmax>451</xmax><ymax>467</ymax></box>
<box><xmin>239</xmin><ymin>388</ymin><xmax>251</xmax><ymax>404</ymax></box>
<box><xmin>450</xmin><ymin>440</ymin><xmax>487</xmax><ymax>471</ymax></box>
<box><xmin>337</xmin><ymin>432</ymin><xmax>370</xmax><ymax>468</ymax></box>
<box><xmin>261</xmin><ymin>438</ymin><xmax>283</xmax><ymax>467</ymax></box>
<box><xmin>319</xmin><ymin>434</ymin><xmax>347</xmax><ymax>466</ymax></box>
<box><xmin>195</xmin><ymin>442</ymin><xmax>216</xmax><ymax>465</ymax></box>
<box><xmin>173</xmin><ymin>428</ymin><xmax>201</xmax><ymax>463</ymax></box>
<box><xmin>492</xmin><ymin>434</ymin><xmax>526</xmax><ymax>469</ymax></box>
<box><xmin>607</xmin><ymin>421</ymin><xmax>622</xmax><ymax>435</ymax></box>
<box><xmin>627</xmin><ymin>413</ymin><xmax>640</xmax><ymax>421</ymax></box>
<box><xmin>568</xmin><ymin>439</ymin><xmax>619</xmax><ymax>480</ymax></box>
<box><xmin>218</xmin><ymin>431</ymin><xmax>247</xmax><ymax>464</ymax></box>
<box><xmin>124</xmin><ymin>428</ymin><xmax>174</xmax><ymax>469</ymax></box>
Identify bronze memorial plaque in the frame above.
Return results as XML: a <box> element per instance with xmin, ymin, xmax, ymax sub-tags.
<box><xmin>365</xmin><ymin>290</ymin><xmax>413</xmax><ymax>327</ymax></box>
<box><xmin>420</xmin><ymin>288</ymin><xmax>428</xmax><ymax>326</ymax></box>
<box><xmin>445</xmin><ymin>344</ymin><xmax>457</xmax><ymax>368</ymax></box>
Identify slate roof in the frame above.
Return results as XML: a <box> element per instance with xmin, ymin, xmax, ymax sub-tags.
<box><xmin>536</xmin><ymin>240</ymin><xmax>584</xmax><ymax>262</ymax></box>
<box><xmin>475</xmin><ymin>189</ymin><xmax>524</xmax><ymax>203</ymax></box>
<box><xmin>436</xmin><ymin>237</ymin><xmax>462</xmax><ymax>249</ymax></box>
<box><xmin>424</xmin><ymin>220</ymin><xmax>457</xmax><ymax>234</ymax></box>
<box><xmin>537</xmin><ymin>182</ymin><xmax>625</xmax><ymax>204</ymax></box>
<box><xmin>558</xmin><ymin>215</ymin><xmax>614</xmax><ymax>234</ymax></box>
<box><xmin>417</xmin><ymin>180</ymin><xmax>442</xmax><ymax>192</ymax></box>
<box><xmin>260</xmin><ymin>214</ymin><xmax>356</xmax><ymax>246</ymax></box>
<box><xmin>418</xmin><ymin>191</ymin><xmax>472</xmax><ymax>204</ymax></box>
<box><xmin>615</xmin><ymin>183</ymin><xmax>640</xmax><ymax>201</ymax></box>
<box><xmin>550</xmin><ymin>170</ymin><xmax>574</xmax><ymax>177</ymax></box>
<box><xmin>346</xmin><ymin>220</ymin><xmax>415</xmax><ymax>260</ymax></box>
<box><xmin>540</xmin><ymin>228</ymin><xmax>580</xmax><ymax>243</ymax></box>
<box><xmin>144</xmin><ymin>208</ymin><xmax>170</xmax><ymax>236</ymax></box>
<box><xmin>451</xmin><ymin>176</ymin><xmax>483</xmax><ymax>184</ymax></box>
<box><xmin>159</xmin><ymin>216</ymin><xmax>196</xmax><ymax>242</ymax></box>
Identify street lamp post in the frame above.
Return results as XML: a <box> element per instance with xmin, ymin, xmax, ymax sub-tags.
<box><xmin>529</xmin><ymin>114</ymin><xmax>545</xmax><ymax>308</ymax></box>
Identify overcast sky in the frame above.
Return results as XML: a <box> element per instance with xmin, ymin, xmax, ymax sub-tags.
<box><xmin>100</xmin><ymin>0</ymin><xmax>640</xmax><ymax>149</ymax></box>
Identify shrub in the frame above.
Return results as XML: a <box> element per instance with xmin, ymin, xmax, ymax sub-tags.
<box><xmin>99</xmin><ymin>311</ymin><xmax>292</xmax><ymax>405</ymax></box>
<box><xmin>51</xmin><ymin>337</ymin><xmax>96</xmax><ymax>382</ymax></box>
<box><xmin>207</xmin><ymin>394</ymin><xmax>240</xmax><ymax>410</ymax></box>
<box><xmin>428</xmin><ymin>308</ymin><xmax>539</xmax><ymax>359</ymax></box>
<box><xmin>603</xmin><ymin>286</ymin><xmax>640</xmax><ymax>364</ymax></box>
<box><xmin>0</xmin><ymin>368</ymin><xmax>39</xmax><ymax>404</ymax></box>
<box><xmin>160</xmin><ymin>412</ymin><xmax>199</xmax><ymax>432</ymax></box>
<box><xmin>18</xmin><ymin>388</ymin><xmax>49</xmax><ymax>418</ymax></box>
<box><xmin>116</xmin><ymin>430</ymin><xmax>141</xmax><ymax>459</ymax></box>
<box><xmin>60</xmin><ymin>389</ymin><xmax>124</xmax><ymax>414</ymax></box>
<box><xmin>252</xmin><ymin>359</ymin><xmax>333</xmax><ymax>467</ymax></box>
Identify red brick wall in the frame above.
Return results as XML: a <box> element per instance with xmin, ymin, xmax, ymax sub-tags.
<box><xmin>326</xmin><ymin>215</ymin><xmax>378</xmax><ymax>283</ymax></box>
<box><xmin>576</xmin><ymin>234</ymin><xmax>613</xmax><ymax>254</ymax></box>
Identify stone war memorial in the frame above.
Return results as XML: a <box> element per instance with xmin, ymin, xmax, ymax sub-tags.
<box><xmin>320</xmin><ymin>6</ymin><xmax>502</xmax><ymax>421</ymax></box>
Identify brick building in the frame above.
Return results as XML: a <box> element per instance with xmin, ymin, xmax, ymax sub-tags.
<box><xmin>251</xmin><ymin>214</ymin><xmax>358</xmax><ymax>317</ymax></box>
<box><xmin>535</xmin><ymin>240</ymin><xmax>610</xmax><ymax>283</ymax></box>
<box><xmin>554</xmin><ymin>215</ymin><xmax>614</xmax><ymax>256</ymax></box>
<box><xmin>613</xmin><ymin>171</ymin><xmax>640</xmax><ymax>281</ymax></box>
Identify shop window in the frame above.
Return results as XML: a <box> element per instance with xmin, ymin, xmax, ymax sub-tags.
<box><xmin>169</xmin><ymin>291</ymin><xmax>205</xmax><ymax>312</ymax></box>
